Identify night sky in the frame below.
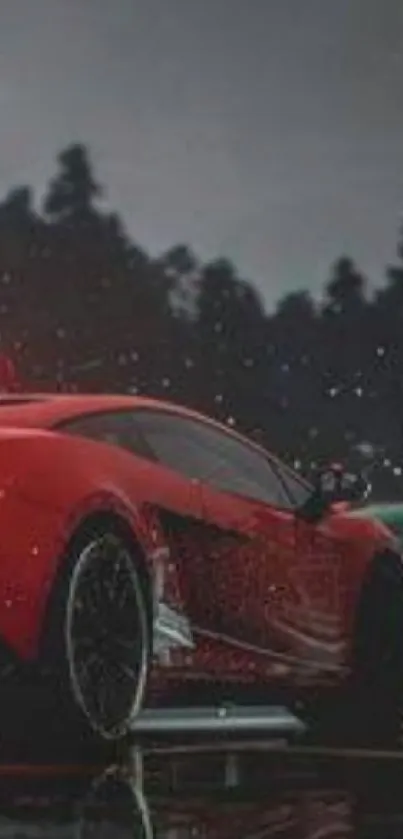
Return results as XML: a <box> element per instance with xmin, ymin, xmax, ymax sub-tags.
<box><xmin>1</xmin><ymin>0</ymin><xmax>403</xmax><ymax>307</ymax></box>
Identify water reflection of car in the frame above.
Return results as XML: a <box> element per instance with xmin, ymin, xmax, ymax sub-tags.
<box><xmin>0</xmin><ymin>756</ymin><xmax>398</xmax><ymax>839</ymax></box>
<box><xmin>0</xmin><ymin>392</ymin><xmax>401</xmax><ymax>747</ymax></box>
<box><xmin>78</xmin><ymin>763</ymin><xmax>353</xmax><ymax>839</ymax></box>
<box><xmin>77</xmin><ymin>767</ymin><xmax>152</xmax><ymax>839</ymax></box>
<box><xmin>76</xmin><ymin>754</ymin><xmax>403</xmax><ymax>839</ymax></box>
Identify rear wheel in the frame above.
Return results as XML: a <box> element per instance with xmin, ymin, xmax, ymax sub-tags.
<box><xmin>43</xmin><ymin>531</ymin><xmax>150</xmax><ymax>745</ymax></box>
<box><xmin>350</xmin><ymin>548</ymin><xmax>403</xmax><ymax>748</ymax></box>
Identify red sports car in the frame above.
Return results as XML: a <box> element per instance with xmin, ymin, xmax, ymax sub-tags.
<box><xmin>0</xmin><ymin>392</ymin><xmax>400</xmax><ymax>745</ymax></box>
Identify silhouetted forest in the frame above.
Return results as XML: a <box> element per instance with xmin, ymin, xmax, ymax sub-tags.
<box><xmin>1</xmin><ymin>143</ymin><xmax>402</xmax><ymax>498</ymax></box>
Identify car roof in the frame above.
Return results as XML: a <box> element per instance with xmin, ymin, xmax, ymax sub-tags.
<box><xmin>0</xmin><ymin>392</ymin><xmax>266</xmax><ymax>456</ymax></box>
<box><xmin>0</xmin><ymin>392</ymin><xmax>210</xmax><ymax>428</ymax></box>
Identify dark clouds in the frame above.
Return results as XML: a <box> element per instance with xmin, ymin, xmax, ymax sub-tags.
<box><xmin>0</xmin><ymin>0</ymin><xmax>402</xmax><ymax>305</ymax></box>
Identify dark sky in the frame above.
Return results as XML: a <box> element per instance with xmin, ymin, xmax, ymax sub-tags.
<box><xmin>1</xmin><ymin>0</ymin><xmax>403</xmax><ymax>308</ymax></box>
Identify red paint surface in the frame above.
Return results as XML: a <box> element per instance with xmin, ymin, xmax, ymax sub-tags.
<box><xmin>0</xmin><ymin>392</ymin><xmax>393</xmax><ymax>699</ymax></box>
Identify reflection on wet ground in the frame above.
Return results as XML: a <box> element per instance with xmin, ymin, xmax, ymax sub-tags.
<box><xmin>1</xmin><ymin>743</ymin><xmax>403</xmax><ymax>837</ymax></box>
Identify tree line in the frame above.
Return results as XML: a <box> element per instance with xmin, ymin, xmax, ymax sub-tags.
<box><xmin>0</xmin><ymin>143</ymin><xmax>402</xmax><ymax>499</ymax></box>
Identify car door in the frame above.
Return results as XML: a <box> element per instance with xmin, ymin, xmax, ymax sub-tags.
<box><xmin>200</xmin><ymin>454</ymin><xmax>349</xmax><ymax>680</ymax></box>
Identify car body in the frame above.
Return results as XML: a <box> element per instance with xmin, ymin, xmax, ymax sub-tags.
<box><xmin>0</xmin><ymin>392</ymin><xmax>397</xmax><ymax>741</ymax></box>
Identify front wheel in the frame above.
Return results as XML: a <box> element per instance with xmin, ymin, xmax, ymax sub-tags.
<box><xmin>44</xmin><ymin>531</ymin><xmax>151</xmax><ymax>744</ymax></box>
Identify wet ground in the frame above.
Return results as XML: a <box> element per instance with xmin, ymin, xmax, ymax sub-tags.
<box><xmin>1</xmin><ymin>741</ymin><xmax>403</xmax><ymax>837</ymax></box>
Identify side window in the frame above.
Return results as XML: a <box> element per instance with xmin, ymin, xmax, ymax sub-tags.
<box><xmin>61</xmin><ymin>407</ymin><xmax>296</xmax><ymax>510</ymax></box>
<box><xmin>132</xmin><ymin>410</ymin><xmax>292</xmax><ymax>508</ymax></box>
<box><xmin>59</xmin><ymin>411</ymin><xmax>155</xmax><ymax>461</ymax></box>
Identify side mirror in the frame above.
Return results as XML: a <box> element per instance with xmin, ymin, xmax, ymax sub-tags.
<box><xmin>297</xmin><ymin>463</ymin><xmax>370</xmax><ymax>523</ymax></box>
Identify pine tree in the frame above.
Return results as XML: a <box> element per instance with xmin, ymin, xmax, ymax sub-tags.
<box><xmin>44</xmin><ymin>144</ymin><xmax>102</xmax><ymax>224</ymax></box>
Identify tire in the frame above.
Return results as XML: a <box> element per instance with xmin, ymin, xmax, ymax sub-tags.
<box><xmin>42</xmin><ymin>530</ymin><xmax>151</xmax><ymax>745</ymax></box>
<box><xmin>349</xmin><ymin>548</ymin><xmax>403</xmax><ymax>748</ymax></box>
